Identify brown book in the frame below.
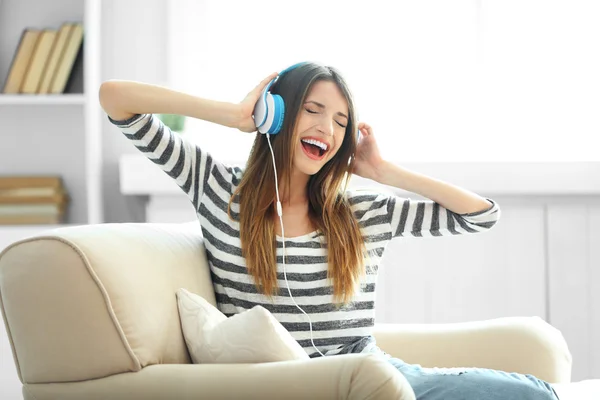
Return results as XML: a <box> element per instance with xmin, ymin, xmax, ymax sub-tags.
<box><xmin>49</xmin><ymin>23</ymin><xmax>84</xmax><ymax>94</ymax></box>
<box><xmin>0</xmin><ymin>191</ymin><xmax>68</xmax><ymax>205</ymax></box>
<box><xmin>0</xmin><ymin>187</ymin><xmax>62</xmax><ymax>197</ymax></box>
<box><xmin>2</xmin><ymin>29</ymin><xmax>42</xmax><ymax>94</ymax></box>
<box><xmin>0</xmin><ymin>176</ymin><xmax>63</xmax><ymax>190</ymax></box>
<box><xmin>20</xmin><ymin>29</ymin><xmax>58</xmax><ymax>94</ymax></box>
<box><xmin>0</xmin><ymin>214</ymin><xmax>62</xmax><ymax>225</ymax></box>
<box><xmin>38</xmin><ymin>23</ymin><xmax>74</xmax><ymax>94</ymax></box>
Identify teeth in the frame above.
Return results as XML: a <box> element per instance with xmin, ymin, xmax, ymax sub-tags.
<box><xmin>301</xmin><ymin>138</ymin><xmax>328</xmax><ymax>151</ymax></box>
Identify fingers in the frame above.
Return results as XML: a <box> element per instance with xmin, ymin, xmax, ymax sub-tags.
<box><xmin>358</xmin><ymin>122</ymin><xmax>373</xmax><ymax>136</ymax></box>
<box><xmin>254</xmin><ymin>72</ymin><xmax>278</xmax><ymax>93</ymax></box>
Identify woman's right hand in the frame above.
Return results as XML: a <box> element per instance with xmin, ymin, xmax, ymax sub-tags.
<box><xmin>236</xmin><ymin>71</ymin><xmax>279</xmax><ymax>133</ymax></box>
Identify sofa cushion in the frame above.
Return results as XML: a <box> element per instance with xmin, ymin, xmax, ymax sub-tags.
<box><xmin>176</xmin><ymin>288</ymin><xmax>309</xmax><ymax>363</ymax></box>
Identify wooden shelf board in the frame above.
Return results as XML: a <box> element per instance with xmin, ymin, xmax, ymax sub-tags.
<box><xmin>0</xmin><ymin>94</ymin><xmax>85</xmax><ymax>105</ymax></box>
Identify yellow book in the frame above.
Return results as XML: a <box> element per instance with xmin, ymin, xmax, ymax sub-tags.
<box><xmin>2</xmin><ymin>29</ymin><xmax>41</xmax><ymax>94</ymax></box>
<box><xmin>0</xmin><ymin>204</ymin><xmax>63</xmax><ymax>216</ymax></box>
<box><xmin>49</xmin><ymin>23</ymin><xmax>84</xmax><ymax>94</ymax></box>
<box><xmin>38</xmin><ymin>23</ymin><xmax>74</xmax><ymax>94</ymax></box>
<box><xmin>20</xmin><ymin>29</ymin><xmax>57</xmax><ymax>94</ymax></box>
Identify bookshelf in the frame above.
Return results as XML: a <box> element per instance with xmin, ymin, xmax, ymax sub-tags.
<box><xmin>0</xmin><ymin>0</ymin><xmax>102</xmax><ymax>241</ymax></box>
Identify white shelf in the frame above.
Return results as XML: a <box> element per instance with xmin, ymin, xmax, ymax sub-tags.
<box><xmin>0</xmin><ymin>0</ymin><xmax>103</xmax><ymax>225</ymax></box>
<box><xmin>0</xmin><ymin>94</ymin><xmax>85</xmax><ymax>105</ymax></box>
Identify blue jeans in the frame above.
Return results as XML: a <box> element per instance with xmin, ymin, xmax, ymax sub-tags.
<box><xmin>388</xmin><ymin>357</ymin><xmax>559</xmax><ymax>400</ymax></box>
<box><xmin>333</xmin><ymin>336</ymin><xmax>559</xmax><ymax>399</ymax></box>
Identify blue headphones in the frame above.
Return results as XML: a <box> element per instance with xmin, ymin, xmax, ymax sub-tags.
<box><xmin>252</xmin><ymin>62</ymin><xmax>360</xmax><ymax>142</ymax></box>
<box><xmin>253</xmin><ymin>62</ymin><xmax>306</xmax><ymax>135</ymax></box>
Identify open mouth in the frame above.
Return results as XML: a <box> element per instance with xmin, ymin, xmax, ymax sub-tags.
<box><xmin>300</xmin><ymin>140</ymin><xmax>327</xmax><ymax>160</ymax></box>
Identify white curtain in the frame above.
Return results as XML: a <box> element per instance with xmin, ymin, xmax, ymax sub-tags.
<box><xmin>167</xmin><ymin>0</ymin><xmax>600</xmax><ymax>164</ymax></box>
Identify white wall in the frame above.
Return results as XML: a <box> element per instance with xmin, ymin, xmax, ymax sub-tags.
<box><xmin>100</xmin><ymin>0</ymin><xmax>169</xmax><ymax>223</ymax></box>
<box><xmin>166</xmin><ymin>0</ymin><xmax>600</xmax><ymax>164</ymax></box>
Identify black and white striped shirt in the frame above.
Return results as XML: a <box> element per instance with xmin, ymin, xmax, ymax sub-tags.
<box><xmin>109</xmin><ymin>113</ymin><xmax>501</xmax><ymax>357</ymax></box>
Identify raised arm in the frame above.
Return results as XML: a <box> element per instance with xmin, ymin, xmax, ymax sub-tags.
<box><xmin>98</xmin><ymin>80</ymin><xmax>242</xmax><ymax>128</ymax></box>
<box><xmin>373</xmin><ymin>162</ymin><xmax>501</xmax><ymax>238</ymax></box>
<box><xmin>386</xmin><ymin>195</ymin><xmax>500</xmax><ymax>238</ymax></box>
<box><xmin>98</xmin><ymin>72</ymin><xmax>277</xmax><ymax>131</ymax></box>
<box><xmin>348</xmin><ymin>189</ymin><xmax>500</xmax><ymax>239</ymax></box>
<box><xmin>97</xmin><ymin>74</ymin><xmax>277</xmax><ymax>208</ymax></box>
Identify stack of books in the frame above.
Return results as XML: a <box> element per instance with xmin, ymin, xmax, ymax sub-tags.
<box><xmin>0</xmin><ymin>176</ymin><xmax>69</xmax><ymax>225</ymax></box>
<box><xmin>1</xmin><ymin>22</ymin><xmax>84</xmax><ymax>95</ymax></box>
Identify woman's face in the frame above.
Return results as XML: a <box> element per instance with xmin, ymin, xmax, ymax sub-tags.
<box><xmin>292</xmin><ymin>80</ymin><xmax>349</xmax><ymax>175</ymax></box>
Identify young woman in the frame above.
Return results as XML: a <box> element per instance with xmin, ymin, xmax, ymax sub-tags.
<box><xmin>99</xmin><ymin>62</ymin><xmax>559</xmax><ymax>399</ymax></box>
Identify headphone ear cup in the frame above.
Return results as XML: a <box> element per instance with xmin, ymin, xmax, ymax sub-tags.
<box><xmin>270</xmin><ymin>94</ymin><xmax>285</xmax><ymax>134</ymax></box>
<box><xmin>253</xmin><ymin>87</ymin><xmax>270</xmax><ymax>131</ymax></box>
<box><xmin>258</xmin><ymin>93</ymin><xmax>275</xmax><ymax>134</ymax></box>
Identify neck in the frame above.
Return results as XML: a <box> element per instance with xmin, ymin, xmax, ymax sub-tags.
<box><xmin>277</xmin><ymin>168</ymin><xmax>310</xmax><ymax>207</ymax></box>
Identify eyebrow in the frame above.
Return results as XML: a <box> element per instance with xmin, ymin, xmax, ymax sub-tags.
<box><xmin>304</xmin><ymin>100</ymin><xmax>348</xmax><ymax>120</ymax></box>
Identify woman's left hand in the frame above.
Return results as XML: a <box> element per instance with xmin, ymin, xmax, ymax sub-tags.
<box><xmin>352</xmin><ymin>122</ymin><xmax>385</xmax><ymax>181</ymax></box>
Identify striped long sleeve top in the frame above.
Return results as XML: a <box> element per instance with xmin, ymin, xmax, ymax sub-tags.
<box><xmin>109</xmin><ymin>113</ymin><xmax>501</xmax><ymax>358</ymax></box>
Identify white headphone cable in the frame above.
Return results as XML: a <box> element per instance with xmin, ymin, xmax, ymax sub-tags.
<box><xmin>266</xmin><ymin>133</ymin><xmax>325</xmax><ymax>358</ymax></box>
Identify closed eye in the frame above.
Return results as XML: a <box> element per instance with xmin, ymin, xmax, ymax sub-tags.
<box><xmin>305</xmin><ymin>108</ymin><xmax>346</xmax><ymax>128</ymax></box>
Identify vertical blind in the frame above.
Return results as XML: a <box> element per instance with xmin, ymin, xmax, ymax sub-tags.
<box><xmin>167</xmin><ymin>0</ymin><xmax>600</xmax><ymax>164</ymax></box>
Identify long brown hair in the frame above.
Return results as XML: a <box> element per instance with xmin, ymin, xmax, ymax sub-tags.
<box><xmin>227</xmin><ymin>62</ymin><xmax>367</xmax><ymax>305</ymax></box>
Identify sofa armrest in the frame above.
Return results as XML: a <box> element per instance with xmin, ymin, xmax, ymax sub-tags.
<box><xmin>0</xmin><ymin>222</ymin><xmax>213</xmax><ymax>385</ymax></box>
<box><xmin>372</xmin><ymin>316</ymin><xmax>572</xmax><ymax>383</ymax></box>
<box><xmin>22</xmin><ymin>354</ymin><xmax>415</xmax><ymax>400</ymax></box>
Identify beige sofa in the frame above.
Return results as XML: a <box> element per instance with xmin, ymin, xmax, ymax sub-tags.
<box><xmin>0</xmin><ymin>222</ymin><xmax>584</xmax><ymax>399</ymax></box>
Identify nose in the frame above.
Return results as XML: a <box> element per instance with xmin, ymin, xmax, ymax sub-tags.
<box><xmin>316</xmin><ymin>116</ymin><xmax>334</xmax><ymax>136</ymax></box>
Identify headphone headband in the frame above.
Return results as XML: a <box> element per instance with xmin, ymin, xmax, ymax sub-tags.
<box><xmin>263</xmin><ymin>62</ymin><xmax>307</xmax><ymax>95</ymax></box>
<box><xmin>254</xmin><ymin>62</ymin><xmax>307</xmax><ymax>133</ymax></box>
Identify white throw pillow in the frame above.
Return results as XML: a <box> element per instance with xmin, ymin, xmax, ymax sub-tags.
<box><xmin>176</xmin><ymin>288</ymin><xmax>309</xmax><ymax>364</ymax></box>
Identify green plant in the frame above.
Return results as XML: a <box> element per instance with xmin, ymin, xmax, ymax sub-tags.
<box><xmin>157</xmin><ymin>114</ymin><xmax>186</xmax><ymax>133</ymax></box>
